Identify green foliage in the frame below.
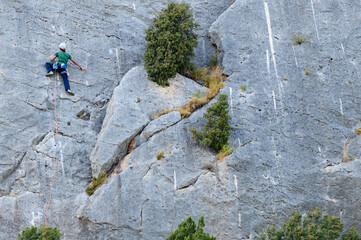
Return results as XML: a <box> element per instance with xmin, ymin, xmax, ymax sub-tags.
<box><xmin>293</xmin><ymin>33</ymin><xmax>310</xmax><ymax>45</ymax></box>
<box><xmin>144</xmin><ymin>1</ymin><xmax>198</xmax><ymax>86</ymax></box>
<box><xmin>85</xmin><ymin>171</ymin><xmax>108</xmax><ymax>196</ymax></box>
<box><xmin>190</xmin><ymin>94</ymin><xmax>231</xmax><ymax>152</ymax></box>
<box><xmin>256</xmin><ymin>207</ymin><xmax>360</xmax><ymax>240</ymax></box>
<box><xmin>167</xmin><ymin>216</ymin><xmax>216</xmax><ymax>240</ymax></box>
<box><xmin>342</xmin><ymin>227</ymin><xmax>361</xmax><ymax>240</ymax></box>
<box><xmin>217</xmin><ymin>143</ymin><xmax>235</xmax><ymax>160</ymax></box>
<box><xmin>240</xmin><ymin>84</ymin><xmax>246</xmax><ymax>92</ymax></box>
<box><xmin>184</xmin><ymin>63</ymin><xmax>207</xmax><ymax>81</ymax></box>
<box><xmin>18</xmin><ymin>224</ymin><xmax>61</xmax><ymax>240</ymax></box>
<box><xmin>193</xmin><ymin>89</ymin><xmax>202</xmax><ymax>98</ymax></box>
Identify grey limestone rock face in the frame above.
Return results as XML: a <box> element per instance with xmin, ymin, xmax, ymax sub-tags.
<box><xmin>90</xmin><ymin>66</ymin><xmax>203</xmax><ymax>177</ymax></box>
<box><xmin>79</xmin><ymin>109</ymin><xmax>230</xmax><ymax>239</ymax></box>
<box><xmin>1</xmin><ymin>0</ymin><xmax>361</xmax><ymax>239</ymax></box>
<box><xmin>137</xmin><ymin>111</ymin><xmax>182</xmax><ymax>145</ymax></box>
<box><xmin>208</xmin><ymin>0</ymin><xmax>361</xmax><ymax>237</ymax></box>
<box><xmin>0</xmin><ymin>0</ymin><xmax>230</xmax><ymax>238</ymax></box>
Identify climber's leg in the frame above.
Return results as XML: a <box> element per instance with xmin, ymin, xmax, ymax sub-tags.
<box><xmin>60</xmin><ymin>70</ymin><xmax>70</xmax><ymax>90</ymax></box>
<box><xmin>45</xmin><ymin>62</ymin><xmax>54</xmax><ymax>76</ymax></box>
<box><xmin>60</xmin><ymin>69</ymin><xmax>74</xmax><ymax>95</ymax></box>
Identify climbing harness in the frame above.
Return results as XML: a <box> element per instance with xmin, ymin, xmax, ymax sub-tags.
<box><xmin>44</xmin><ymin>72</ymin><xmax>60</xmax><ymax>227</ymax></box>
<box><xmin>52</xmin><ymin>62</ymin><xmax>66</xmax><ymax>71</ymax></box>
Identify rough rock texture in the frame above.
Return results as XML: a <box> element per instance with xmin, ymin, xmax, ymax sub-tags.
<box><xmin>208</xmin><ymin>0</ymin><xmax>361</xmax><ymax>237</ymax></box>
<box><xmin>90</xmin><ymin>66</ymin><xmax>202</xmax><ymax>177</ymax></box>
<box><xmin>136</xmin><ymin>111</ymin><xmax>182</xmax><ymax>146</ymax></box>
<box><xmin>1</xmin><ymin>0</ymin><xmax>361</xmax><ymax>239</ymax></box>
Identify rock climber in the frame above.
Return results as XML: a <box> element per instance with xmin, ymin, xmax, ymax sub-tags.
<box><xmin>45</xmin><ymin>43</ymin><xmax>83</xmax><ymax>95</ymax></box>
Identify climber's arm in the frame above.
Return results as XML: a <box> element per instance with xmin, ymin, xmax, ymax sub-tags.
<box><xmin>50</xmin><ymin>55</ymin><xmax>56</xmax><ymax>61</ymax></box>
<box><xmin>70</xmin><ymin>58</ymin><xmax>83</xmax><ymax>71</ymax></box>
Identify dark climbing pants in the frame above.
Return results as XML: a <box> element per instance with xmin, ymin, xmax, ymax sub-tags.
<box><xmin>45</xmin><ymin>62</ymin><xmax>71</xmax><ymax>90</ymax></box>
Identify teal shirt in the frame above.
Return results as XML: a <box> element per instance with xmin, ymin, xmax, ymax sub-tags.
<box><xmin>55</xmin><ymin>52</ymin><xmax>72</xmax><ymax>65</ymax></box>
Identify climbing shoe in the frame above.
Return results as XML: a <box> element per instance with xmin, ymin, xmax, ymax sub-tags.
<box><xmin>66</xmin><ymin>89</ymin><xmax>74</xmax><ymax>96</ymax></box>
<box><xmin>46</xmin><ymin>71</ymin><xmax>54</xmax><ymax>77</ymax></box>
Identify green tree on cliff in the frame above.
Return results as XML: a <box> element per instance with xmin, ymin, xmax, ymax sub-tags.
<box><xmin>167</xmin><ymin>216</ymin><xmax>216</xmax><ymax>240</ymax></box>
<box><xmin>18</xmin><ymin>225</ymin><xmax>61</xmax><ymax>240</ymax></box>
<box><xmin>190</xmin><ymin>94</ymin><xmax>231</xmax><ymax>152</ymax></box>
<box><xmin>144</xmin><ymin>1</ymin><xmax>198</xmax><ymax>86</ymax></box>
<box><xmin>256</xmin><ymin>207</ymin><xmax>361</xmax><ymax>240</ymax></box>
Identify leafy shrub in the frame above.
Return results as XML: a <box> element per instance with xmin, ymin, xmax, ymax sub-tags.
<box><xmin>18</xmin><ymin>225</ymin><xmax>61</xmax><ymax>240</ymax></box>
<box><xmin>342</xmin><ymin>227</ymin><xmax>361</xmax><ymax>240</ymax></box>
<box><xmin>190</xmin><ymin>94</ymin><xmax>231</xmax><ymax>152</ymax></box>
<box><xmin>256</xmin><ymin>207</ymin><xmax>360</xmax><ymax>240</ymax></box>
<box><xmin>85</xmin><ymin>171</ymin><xmax>108</xmax><ymax>196</ymax></box>
<box><xmin>167</xmin><ymin>216</ymin><xmax>216</xmax><ymax>240</ymax></box>
<box><xmin>144</xmin><ymin>2</ymin><xmax>198</xmax><ymax>86</ymax></box>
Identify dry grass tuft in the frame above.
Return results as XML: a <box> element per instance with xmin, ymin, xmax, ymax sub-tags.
<box><xmin>356</xmin><ymin>128</ymin><xmax>361</xmax><ymax>135</ymax></box>
<box><xmin>177</xmin><ymin>96</ymin><xmax>208</xmax><ymax>118</ymax></box>
<box><xmin>154</xmin><ymin>65</ymin><xmax>226</xmax><ymax>119</ymax></box>
<box><xmin>127</xmin><ymin>137</ymin><xmax>136</xmax><ymax>154</ymax></box>
<box><xmin>156</xmin><ymin>150</ymin><xmax>165</xmax><ymax>160</ymax></box>
<box><xmin>153</xmin><ymin>108</ymin><xmax>173</xmax><ymax>119</ymax></box>
<box><xmin>343</xmin><ymin>136</ymin><xmax>355</xmax><ymax>163</ymax></box>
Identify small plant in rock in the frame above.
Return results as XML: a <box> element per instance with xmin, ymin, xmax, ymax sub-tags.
<box><xmin>184</xmin><ymin>63</ymin><xmax>207</xmax><ymax>81</ymax></box>
<box><xmin>256</xmin><ymin>207</ymin><xmax>360</xmax><ymax>240</ymax></box>
<box><xmin>167</xmin><ymin>216</ymin><xmax>216</xmax><ymax>240</ymax></box>
<box><xmin>204</xmin><ymin>66</ymin><xmax>225</xmax><ymax>99</ymax></box>
<box><xmin>210</xmin><ymin>52</ymin><xmax>219</xmax><ymax>69</ymax></box>
<box><xmin>193</xmin><ymin>89</ymin><xmax>202</xmax><ymax>98</ymax></box>
<box><xmin>156</xmin><ymin>150</ymin><xmax>165</xmax><ymax>160</ymax></box>
<box><xmin>86</xmin><ymin>171</ymin><xmax>108</xmax><ymax>196</ymax></box>
<box><xmin>356</xmin><ymin>128</ymin><xmax>361</xmax><ymax>135</ymax></box>
<box><xmin>144</xmin><ymin>1</ymin><xmax>198</xmax><ymax>86</ymax></box>
<box><xmin>240</xmin><ymin>84</ymin><xmax>247</xmax><ymax>92</ymax></box>
<box><xmin>190</xmin><ymin>94</ymin><xmax>231</xmax><ymax>152</ymax></box>
<box><xmin>305</xmin><ymin>69</ymin><xmax>310</xmax><ymax>75</ymax></box>
<box><xmin>293</xmin><ymin>32</ymin><xmax>310</xmax><ymax>45</ymax></box>
<box><xmin>283</xmin><ymin>76</ymin><xmax>289</xmax><ymax>81</ymax></box>
<box><xmin>217</xmin><ymin>144</ymin><xmax>235</xmax><ymax>160</ymax></box>
<box><xmin>18</xmin><ymin>224</ymin><xmax>61</xmax><ymax>240</ymax></box>
<box><xmin>343</xmin><ymin>135</ymin><xmax>356</xmax><ymax>163</ymax></box>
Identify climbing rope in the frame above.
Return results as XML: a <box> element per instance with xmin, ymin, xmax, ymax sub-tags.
<box><xmin>44</xmin><ymin>72</ymin><xmax>60</xmax><ymax>226</ymax></box>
